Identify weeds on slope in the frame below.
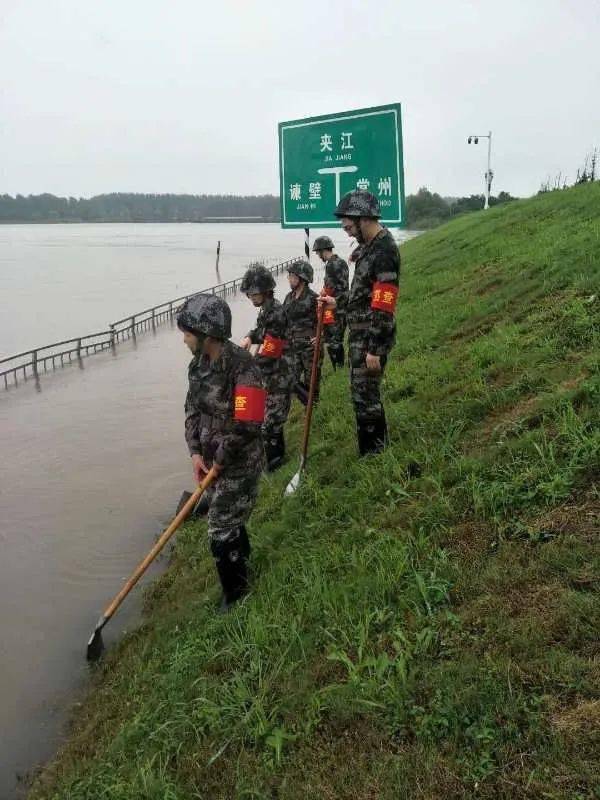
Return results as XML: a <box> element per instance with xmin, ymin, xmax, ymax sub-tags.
<box><xmin>32</xmin><ymin>183</ymin><xmax>600</xmax><ymax>800</ymax></box>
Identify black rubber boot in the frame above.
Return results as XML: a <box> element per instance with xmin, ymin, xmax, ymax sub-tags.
<box><xmin>294</xmin><ymin>382</ymin><xmax>309</xmax><ymax>406</ymax></box>
<box><xmin>328</xmin><ymin>344</ymin><xmax>345</xmax><ymax>370</ymax></box>
<box><xmin>372</xmin><ymin>411</ymin><xmax>389</xmax><ymax>453</ymax></box>
<box><xmin>239</xmin><ymin>525</ymin><xmax>251</xmax><ymax>559</ymax></box>
<box><xmin>357</xmin><ymin>412</ymin><xmax>389</xmax><ymax>456</ymax></box>
<box><xmin>265</xmin><ymin>433</ymin><xmax>285</xmax><ymax>472</ymax></box>
<box><xmin>213</xmin><ymin>533</ymin><xmax>249</xmax><ymax>613</ymax></box>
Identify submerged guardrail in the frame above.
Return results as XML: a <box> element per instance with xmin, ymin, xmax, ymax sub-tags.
<box><xmin>1</xmin><ymin>256</ymin><xmax>300</xmax><ymax>390</ymax></box>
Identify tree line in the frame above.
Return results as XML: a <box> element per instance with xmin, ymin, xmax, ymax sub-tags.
<box><xmin>0</xmin><ymin>189</ymin><xmax>518</xmax><ymax>228</ymax></box>
<box><xmin>406</xmin><ymin>188</ymin><xmax>518</xmax><ymax>229</ymax></box>
<box><xmin>0</xmin><ymin>193</ymin><xmax>281</xmax><ymax>223</ymax></box>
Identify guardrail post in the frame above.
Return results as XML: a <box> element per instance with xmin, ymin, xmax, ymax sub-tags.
<box><xmin>76</xmin><ymin>338</ymin><xmax>82</xmax><ymax>359</ymax></box>
<box><xmin>130</xmin><ymin>316</ymin><xmax>135</xmax><ymax>336</ymax></box>
<box><xmin>151</xmin><ymin>307</ymin><xmax>156</xmax><ymax>328</ymax></box>
<box><xmin>109</xmin><ymin>324</ymin><xmax>116</xmax><ymax>349</ymax></box>
<box><xmin>31</xmin><ymin>349</ymin><xmax>38</xmax><ymax>378</ymax></box>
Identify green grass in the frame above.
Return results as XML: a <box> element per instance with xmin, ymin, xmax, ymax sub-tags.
<box><xmin>32</xmin><ymin>183</ymin><xmax>600</xmax><ymax>799</ymax></box>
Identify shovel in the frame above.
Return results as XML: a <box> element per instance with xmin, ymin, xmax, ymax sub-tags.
<box><xmin>285</xmin><ymin>303</ymin><xmax>325</xmax><ymax>495</ymax></box>
<box><xmin>86</xmin><ymin>466</ymin><xmax>217</xmax><ymax>661</ymax></box>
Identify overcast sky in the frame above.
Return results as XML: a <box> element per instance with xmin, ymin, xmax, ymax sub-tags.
<box><xmin>1</xmin><ymin>0</ymin><xmax>599</xmax><ymax>199</ymax></box>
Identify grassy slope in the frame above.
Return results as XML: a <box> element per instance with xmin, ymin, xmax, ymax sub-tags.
<box><xmin>33</xmin><ymin>184</ymin><xmax>600</xmax><ymax>800</ymax></box>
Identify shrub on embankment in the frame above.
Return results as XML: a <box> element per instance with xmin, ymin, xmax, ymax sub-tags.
<box><xmin>31</xmin><ymin>183</ymin><xmax>600</xmax><ymax>799</ymax></box>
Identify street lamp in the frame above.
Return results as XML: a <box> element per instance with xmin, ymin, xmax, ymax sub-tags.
<box><xmin>467</xmin><ymin>131</ymin><xmax>493</xmax><ymax>209</ymax></box>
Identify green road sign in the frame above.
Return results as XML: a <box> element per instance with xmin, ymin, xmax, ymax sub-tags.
<box><xmin>278</xmin><ymin>103</ymin><xmax>405</xmax><ymax>229</ymax></box>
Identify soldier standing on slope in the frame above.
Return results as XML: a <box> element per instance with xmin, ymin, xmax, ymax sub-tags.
<box><xmin>178</xmin><ymin>293</ymin><xmax>266</xmax><ymax>612</ymax></box>
<box><xmin>283</xmin><ymin>259</ymin><xmax>322</xmax><ymax>406</ymax></box>
<box><xmin>312</xmin><ymin>235</ymin><xmax>349</xmax><ymax>369</ymax></box>
<box><xmin>239</xmin><ymin>264</ymin><xmax>292</xmax><ymax>472</ymax></box>
<box><xmin>319</xmin><ymin>190</ymin><xmax>399</xmax><ymax>455</ymax></box>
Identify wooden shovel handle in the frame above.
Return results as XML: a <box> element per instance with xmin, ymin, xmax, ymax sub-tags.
<box><xmin>102</xmin><ymin>466</ymin><xmax>217</xmax><ymax>621</ymax></box>
<box><xmin>301</xmin><ymin>303</ymin><xmax>325</xmax><ymax>462</ymax></box>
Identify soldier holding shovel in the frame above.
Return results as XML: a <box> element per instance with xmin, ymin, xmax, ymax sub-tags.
<box><xmin>178</xmin><ymin>293</ymin><xmax>266</xmax><ymax>611</ymax></box>
<box><xmin>312</xmin><ymin>235</ymin><xmax>349</xmax><ymax>369</ymax></box>
<box><xmin>239</xmin><ymin>264</ymin><xmax>292</xmax><ymax>472</ymax></box>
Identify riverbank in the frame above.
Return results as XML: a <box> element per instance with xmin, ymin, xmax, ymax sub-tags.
<box><xmin>30</xmin><ymin>183</ymin><xmax>600</xmax><ymax>799</ymax></box>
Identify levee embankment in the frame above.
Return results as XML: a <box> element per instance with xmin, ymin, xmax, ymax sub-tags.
<box><xmin>31</xmin><ymin>183</ymin><xmax>600</xmax><ymax>799</ymax></box>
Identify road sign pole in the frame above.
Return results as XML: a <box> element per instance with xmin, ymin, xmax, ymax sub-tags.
<box><xmin>304</xmin><ymin>227</ymin><xmax>310</xmax><ymax>260</ymax></box>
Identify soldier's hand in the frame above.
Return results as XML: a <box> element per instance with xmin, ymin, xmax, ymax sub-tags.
<box><xmin>365</xmin><ymin>353</ymin><xmax>382</xmax><ymax>373</ymax></box>
<box><xmin>191</xmin><ymin>454</ymin><xmax>208</xmax><ymax>484</ymax></box>
<box><xmin>318</xmin><ymin>293</ymin><xmax>336</xmax><ymax>308</ymax></box>
<box><xmin>240</xmin><ymin>337</ymin><xmax>252</xmax><ymax>350</ymax></box>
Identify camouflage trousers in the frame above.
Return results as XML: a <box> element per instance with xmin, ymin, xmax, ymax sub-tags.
<box><xmin>204</xmin><ymin>467</ymin><xmax>261</xmax><ymax>558</ymax></box>
<box><xmin>263</xmin><ymin>389</ymin><xmax>292</xmax><ymax>438</ymax></box>
<box><xmin>290</xmin><ymin>339</ymin><xmax>323</xmax><ymax>400</ymax></box>
<box><xmin>323</xmin><ymin>313</ymin><xmax>346</xmax><ymax>366</ymax></box>
<box><xmin>348</xmin><ymin>328</ymin><xmax>387</xmax><ymax>422</ymax></box>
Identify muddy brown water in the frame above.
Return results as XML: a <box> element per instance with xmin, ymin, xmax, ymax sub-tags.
<box><xmin>0</xmin><ymin>224</ymin><xmax>414</xmax><ymax>798</ymax></box>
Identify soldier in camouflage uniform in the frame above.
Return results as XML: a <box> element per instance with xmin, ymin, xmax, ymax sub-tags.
<box><xmin>239</xmin><ymin>264</ymin><xmax>291</xmax><ymax>472</ymax></box>
<box><xmin>283</xmin><ymin>259</ymin><xmax>322</xmax><ymax>405</ymax></box>
<box><xmin>312</xmin><ymin>235</ymin><xmax>349</xmax><ymax>369</ymax></box>
<box><xmin>178</xmin><ymin>293</ymin><xmax>266</xmax><ymax>611</ymax></box>
<box><xmin>320</xmin><ymin>190</ymin><xmax>400</xmax><ymax>455</ymax></box>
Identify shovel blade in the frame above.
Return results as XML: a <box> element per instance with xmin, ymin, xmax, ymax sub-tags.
<box><xmin>176</xmin><ymin>490</ymin><xmax>193</xmax><ymax>516</ymax></box>
<box><xmin>285</xmin><ymin>470</ymin><xmax>301</xmax><ymax>495</ymax></box>
<box><xmin>86</xmin><ymin>614</ymin><xmax>108</xmax><ymax>661</ymax></box>
<box><xmin>86</xmin><ymin>628</ymin><xmax>105</xmax><ymax>662</ymax></box>
<box><xmin>285</xmin><ymin>456</ymin><xmax>305</xmax><ymax>496</ymax></box>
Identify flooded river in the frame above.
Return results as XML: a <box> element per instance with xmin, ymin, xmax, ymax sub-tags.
<box><xmin>0</xmin><ymin>223</ymin><xmax>414</xmax><ymax>798</ymax></box>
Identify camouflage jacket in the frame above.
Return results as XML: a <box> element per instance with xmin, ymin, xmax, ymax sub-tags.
<box><xmin>347</xmin><ymin>227</ymin><xmax>400</xmax><ymax>357</ymax></box>
<box><xmin>283</xmin><ymin>284</ymin><xmax>318</xmax><ymax>345</ymax></box>
<box><xmin>246</xmin><ymin>297</ymin><xmax>291</xmax><ymax>393</ymax></box>
<box><xmin>185</xmin><ymin>341</ymin><xmax>264</xmax><ymax>470</ymax></box>
<box><xmin>323</xmin><ymin>254</ymin><xmax>349</xmax><ymax>312</ymax></box>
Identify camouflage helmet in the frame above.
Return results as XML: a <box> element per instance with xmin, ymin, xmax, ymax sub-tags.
<box><xmin>177</xmin><ymin>293</ymin><xmax>232</xmax><ymax>340</ymax></box>
<box><xmin>287</xmin><ymin>259</ymin><xmax>314</xmax><ymax>283</ymax></box>
<box><xmin>312</xmin><ymin>235</ymin><xmax>335</xmax><ymax>252</ymax></box>
<box><xmin>240</xmin><ymin>264</ymin><xmax>276</xmax><ymax>295</ymax></box>
<box><xmin>334</xmin><ymin>190</ymin><xmax>381</xmax><ymax>219</ymax></box>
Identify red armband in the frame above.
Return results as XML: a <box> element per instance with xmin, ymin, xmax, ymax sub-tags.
<box><xmin>234</xmin><ymin>385</ymin><xmax>266</xmax><ymax>422</ymax></box>
<box><xmin>259</xmin><ymin>333</ymin><xmax>285</xmax><ymax>358</ymax></box>
<box><xmin>371</xmin><ymin>282</ymin><xmax>398</xmax><ymax>313</ymax></box>
<box><xmin>321</xmin><ymin>286</ymin><xmax>336</xmax><ymax>324</ymax></box>
<box><xmin>323</xmin><ymin>307</ymin><xmax>336</xmax><ymax>325</ymax></box>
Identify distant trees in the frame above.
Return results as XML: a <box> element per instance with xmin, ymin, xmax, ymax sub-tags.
<box><xmin>0</xmin><ymin>193</ymin><xmax>281</xmax><ymax>223</ymax></box>
<box><xmin>405</xmin><ymin>187</ymin><xmax>451</xmax><ymax>229</ymax></box>
<box><xmin>405</xmin><ymin>187</ymin><xmax>517</xmax><ymax>229</ymax></box>
<box><xmin>0</xmin><ymin>188</ymin><xmax>521</xmax><ymax>228</ymax></box>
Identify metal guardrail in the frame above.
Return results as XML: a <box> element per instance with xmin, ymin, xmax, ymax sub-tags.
<box><xmin>1</xmin><ymin>256</ymin><xmax>300</xmax><ymax>390</ymax></box>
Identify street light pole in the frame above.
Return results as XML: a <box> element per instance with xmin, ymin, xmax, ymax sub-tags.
<box><xmin>467</xmin><ymin>131</ymin><xmax>493</xmax><ymax>209</ymax></box>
